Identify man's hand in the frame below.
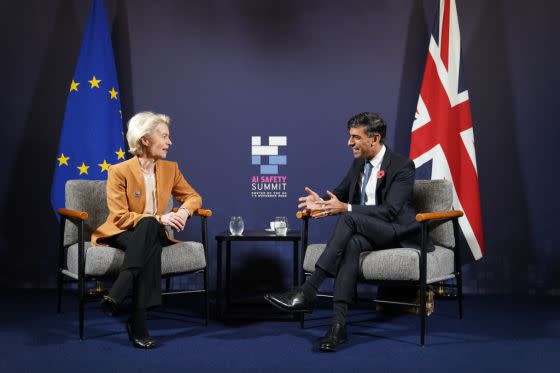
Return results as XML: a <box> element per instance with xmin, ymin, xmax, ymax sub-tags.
<box><xmin>298</xmin><ymin>187</ymin><xmax>324</xmax><ymax>211</ymax></box>
<box><xmin>311</xmin><ymin>191</ymin><xmax>347</xmax><ymax>218</ymax></box>
<box><xmin>161</xmin><ymin>211</ymin><xmax>187</xmax><ymax>232</ymax></box>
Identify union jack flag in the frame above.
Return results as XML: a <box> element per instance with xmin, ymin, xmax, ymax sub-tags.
<box><xmin>410</xmin><ymin>0</ymin><xmax>484</xmax><ymax>260</ymax></box>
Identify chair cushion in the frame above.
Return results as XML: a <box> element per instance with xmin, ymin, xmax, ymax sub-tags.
<box><xmin>359</xmin><ymin>246</ymin><xmax>454</xmax><ymax>282</ymax></box>
<box><xmin>161</xmin><ymin>242</ymin><xmax>206</xmax><ymax>275</ymax></box>
<box><xmin>66</xmin><ymin>241</ymin><xmax>206</xmax><ymax>278</ymax></box>
<box><xmin>303</xmin><ymin>244</ymin><xmax>328</xmax><ymax>273</ymax></box>
<box><xmin>303</xmin><ymin>244</ymin><xmax>454</xmax><ymax>283</ymax></box>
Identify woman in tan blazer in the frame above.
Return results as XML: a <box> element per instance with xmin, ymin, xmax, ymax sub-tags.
<box><xmin>92</xmin><ymin>112</ymin><xmax>202</xmax><ymax>349</ymax></box>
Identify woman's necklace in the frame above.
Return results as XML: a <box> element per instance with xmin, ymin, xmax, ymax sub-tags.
<box><xmin>139</xmin><ymin>158</ymin><xmax>155</xmax><ymax>176</ymax></box>
<box><xmin>141</xmin><ymin>167</ymin><xmax>155</xmax><ymax>176</ymax></box>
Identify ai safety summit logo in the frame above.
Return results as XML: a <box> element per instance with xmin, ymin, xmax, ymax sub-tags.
<box><xmin>251</xmin><ymin>136</ymin><xmax>287</xmax><ymax>198</ymax></box>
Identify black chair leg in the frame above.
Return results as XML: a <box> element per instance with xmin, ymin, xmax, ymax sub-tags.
<box><xmin>57</xmin><ymin>273</ymin><xmax>63</xmax><ymax>313</ymax></box>
<box><xmin>419</xmin><ymin>283</ymin><xmax>426</xmax><ymax>346</ymax></box>
<box><xmin>419</xmin><ymin>222</ymin><xmax>428</xmax><ymax>346</ymax></box>
<box><xmin>79</xmin><ymin>297</ymin><xmax>85</xmax><ymax>340</ymax></box>
<box><xmin>80</xmin><ymin>300</ymin><xmax>84</xmax><ymax>341</ymax></box>
<box><xmin>204</xmin><ymin>269</ymin><xmax>209</xmax><ymax>326</ymax></box>
<box><xmin>452</xmin><ymin>217</ymin><xmax>463</xmax><ymax>320</ymax></box>
<box><xmin>57</xmin><ymin>216</ymin><xmax>66</xmax><ymax>314</ymax></box>
<box><xmin>77</xmin><ymin>221</ymin><xmax>86</xmax><ymax>340</ymax></box>
<box><xmin>162</xmin><ymin>278</ymin><xmax>171</xmax><ymax>308</ymax></box>
<box><xmin>457</xmin><ymin>276</ymin><xmax>463</xmax><ymax>319</ymax></box>
<box><xmin>299</xmin><ymin>273</ymin><xmax>309</xmax><ymax>329</ymax></box>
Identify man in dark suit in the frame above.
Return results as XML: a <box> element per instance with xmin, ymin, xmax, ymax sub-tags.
<box><xmin>265</xmin><ymin>112</ymin><xmax>428</xmax><ymax>352</ymax></box>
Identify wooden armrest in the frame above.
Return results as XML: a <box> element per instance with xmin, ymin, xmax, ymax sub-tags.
<box><xmin>57</xmin><ymin>208</ymin><xmax>89</xmax><ymax>221</ymax></box>
<box><xmin>194</xmin><ymin>208</ymin><xmax>212</xmax><ymax>217</ymax></box>
<box><xmin>171</xmin><ymin>207</ymin><xmax>212</xmax><ymax>217</ymax></box>
<box><xmin>296</xmin><ymin>210</ymin><xmax>311</xmax><ymax>219</ymax></box>
<box><xmin>416</xmin><ymin>210</ymin><xmax>463</xmax><ymax>222</ymax></box>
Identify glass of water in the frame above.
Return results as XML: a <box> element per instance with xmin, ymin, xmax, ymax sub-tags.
<box><xmin>274</xmin><ymin>216</ymin><xmax>288</xmax><ymax>236</ymax></box>
<box><xmin>229</xmin><ymin>216</ymin><xmax>244</xmax><ymax>236</ymax></box>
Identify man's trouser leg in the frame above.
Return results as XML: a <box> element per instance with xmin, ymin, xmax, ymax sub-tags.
<box><xmin>315</xmin><ymin>212</ymin><xmax>398</xmax><ymax>277</ymax></box>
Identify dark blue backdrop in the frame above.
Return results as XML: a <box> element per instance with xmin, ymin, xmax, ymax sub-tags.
<box><xmin>1</xmin><ymin>0</ymin><xmax>558</xmax><ymax>295</ymax></box>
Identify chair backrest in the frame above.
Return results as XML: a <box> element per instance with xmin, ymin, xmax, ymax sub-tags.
<box><xmin>63</xmin><ymin>180</ymin><xmax>173</xmax><ymax>246</ymax></box>
<box><xmin>412</xmin><ymin>179</ymin><xmax>455</xmax><ymax>249</ymax></box>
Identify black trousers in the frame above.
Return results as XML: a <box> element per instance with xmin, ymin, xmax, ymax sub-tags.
<box><xmin>315</xmin><ymin>212</ymin><xmax>399</xmax><ymax>304</ymax></box>
<box><xmin>104</xmin><ymin>217</ymin><xmax>170</xmax><ymax>309</ymax></box>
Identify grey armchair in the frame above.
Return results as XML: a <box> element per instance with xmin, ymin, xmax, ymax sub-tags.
<box><xmin>56</xmin><ymin>180</ymin><xmax>212</xmax><ymax>340</ymax></box>
<box><xmin>297</xmin><ymin>179</ymin><xmax>464</xmax><ymax>345</ymax></box>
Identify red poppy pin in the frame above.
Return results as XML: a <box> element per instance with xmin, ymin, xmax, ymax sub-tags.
<box><xmin>377</xmin><ymin>170</ymin><xmax>385</xmax><ymax>179</ymax></box>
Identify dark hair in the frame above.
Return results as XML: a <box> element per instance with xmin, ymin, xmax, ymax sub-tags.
<box><xmin>347</xmin><ymin>112</ymin><xmax>387</xmax><ymax>142</ymax></box>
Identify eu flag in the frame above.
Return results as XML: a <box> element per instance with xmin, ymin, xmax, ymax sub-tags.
<box><xmin>51</xmin><ymin>0</ymin><xmax>125</xmax><ymax>216</ymax></box>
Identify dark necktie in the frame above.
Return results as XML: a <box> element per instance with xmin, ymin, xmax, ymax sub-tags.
<box><xmin>360</xmin><ymin>163</ymin><xmax>373</xmax><ymax>205</ymax></box>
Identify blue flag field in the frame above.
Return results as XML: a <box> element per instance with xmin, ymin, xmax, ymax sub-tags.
<box><xmin>50</xmin><ymin>0</ymin><xmax>125</xmax><ymax>216</ymax></box>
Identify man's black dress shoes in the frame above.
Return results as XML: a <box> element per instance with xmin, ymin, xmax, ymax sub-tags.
<box><xmin>100</xmin><ymin>295</ymin><xmax>119</xmax><ymax>317</ymax></box>
<box><xmin>319</xmin><ymin>323</ymin><xmax>347</xmax><ymax>352</ymax></box>
<box><xmin>264</xmin><ymin>288</ymin><xmax>314</xmax><ymax>313</ymax></box>
<box><xmin>126</xmin><ymin>319</ymin><xmax>156</xmax><ymax>349</ymax></box>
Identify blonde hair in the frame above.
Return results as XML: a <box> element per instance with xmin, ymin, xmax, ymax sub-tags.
<box><xmin>126</xmin><ymin>112</ymin><xmax>171</xmax><ymax>155</ymax></box>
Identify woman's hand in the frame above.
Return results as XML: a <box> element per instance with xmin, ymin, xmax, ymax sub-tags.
<box><xmin>160</xmin><ymin>211</ymin><xmax>187</xmax><ymax>232</ymax></box>
<box><xmin>177</xmin><ymin>208</ymin><xmax>190</xmax><ymax>221</ymax></box>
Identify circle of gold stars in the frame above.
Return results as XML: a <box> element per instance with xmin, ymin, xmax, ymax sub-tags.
<box><xmin>69</xmin><ymin>75</ymin><xmax>120</xmax><ymax>105</ymax></box>
<box><xmin>56</xmin><ymin>149</ymin><xmax>125</xmax><ymax>176</ymax></box>
<box><xmin>59</xmin><ymin>73</ymin><xmax>125</xmax><ymax>176</ymax></box>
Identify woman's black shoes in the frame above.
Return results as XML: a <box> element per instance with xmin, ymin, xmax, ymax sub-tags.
<box><xmin>126</xmin><ymin>319</ymin><xmax>156</xmax><ymax>349</ymax></box>
<box><xmin>102</xmin><ymin>296</ymin><xmax>156</xmax><ymax>349</ymax></box>
<box><xmin>100</xmin><ymin>295</ymin><xmax>119</xmax><ymax>316</ymax></box>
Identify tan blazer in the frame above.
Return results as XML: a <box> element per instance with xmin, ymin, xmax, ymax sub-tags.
<box><xmin>91</xmin><ymin>156</ymin><xmax>202</xmax><ymax>246</ymax></box>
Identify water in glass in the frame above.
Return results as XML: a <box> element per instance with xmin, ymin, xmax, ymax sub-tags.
<box><xmin>229</xmin><ymin>216</ymin><xmax>244</xmax><ymax>236</ymax></box>
<box><xmin>274</xmin><ymin>216</ymin><xmax>288</xmax><ymax>236</ymax></box>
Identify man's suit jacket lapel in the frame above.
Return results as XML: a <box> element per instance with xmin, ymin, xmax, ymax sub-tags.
<box><xmin>347</xmin><ymin>147</ymin><xmax>393</xmax><ymax>204</ymax></box>
<box><xmin>348</xmin><ymin>158</ymin><xmax>364</xmax><ymax>204</ymax></box>
<box><xmin>375</xmin><ymin>147</ymin><xmax>392</xmax><ymax>204</ymax></box>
